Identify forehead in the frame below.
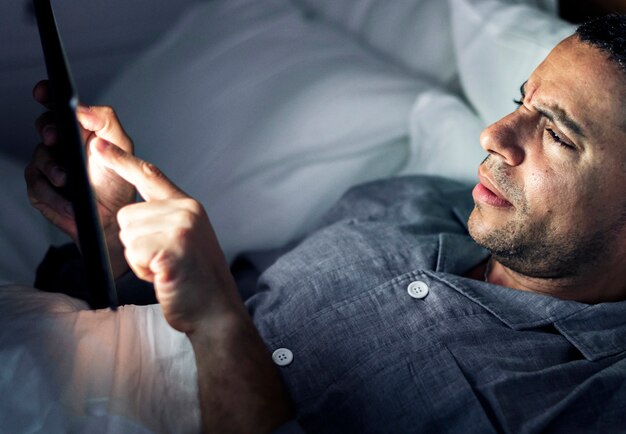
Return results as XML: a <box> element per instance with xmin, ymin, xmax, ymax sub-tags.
<box><xmin>527</xmin><ymin>35</ymin><xmax>626</xmax><ymax>142</ymax></box>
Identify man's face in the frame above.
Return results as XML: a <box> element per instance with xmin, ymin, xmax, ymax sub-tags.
<box><xmin>468</xmin><ymin>35</ymin><xmax>626</xmax><ymax>278</ymax></box>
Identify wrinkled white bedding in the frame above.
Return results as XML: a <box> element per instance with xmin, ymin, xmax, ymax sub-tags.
<box><xmin>0</xmin><ymin>286</ymin><xmax>198</xmax><ymax>433</ymax></box>
<box><xmin>0</xmin><ymin>0</ymin><xmax>574</xmax><ymax>432</ymax></box>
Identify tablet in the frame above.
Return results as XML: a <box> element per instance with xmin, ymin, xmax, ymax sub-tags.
<box><xmin>33</xmin><ymin>0</ymin><xmax>118</xmax><ymax>310</ymax></box>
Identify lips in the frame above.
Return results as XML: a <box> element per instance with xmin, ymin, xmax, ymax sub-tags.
<box><xmin>472</xmin><ymin>171</ymin><xmax>512</xmax><ymax>208</ymax></box>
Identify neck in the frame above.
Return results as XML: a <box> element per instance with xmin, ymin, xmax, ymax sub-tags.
<box><xmin>485</xmin><ymin>257</ymin><xmax>626</xmax><ymax>304</ymax></box>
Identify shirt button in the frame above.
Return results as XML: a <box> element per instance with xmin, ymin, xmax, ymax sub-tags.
<box><xmin>272</xmin><ymin>348</ymin><xmax>294</xmax><ymax>366</ymax></box>
<box><xmin>407</xmin><ymin>280</ymin><xmax>429</xmax><ymax>299</ymax></box>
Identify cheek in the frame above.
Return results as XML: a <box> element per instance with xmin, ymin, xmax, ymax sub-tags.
<box><xmin>589</xmin><ymin>173</ymin><xmax>626</xmax><ymax>222</ymax></box>
<box><xmin>523</xmin><ymin>166</ymin><xmax>583</xmax><ymax>222</ymax></box>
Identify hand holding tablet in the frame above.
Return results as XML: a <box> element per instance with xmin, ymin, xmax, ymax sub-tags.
<box><xmin>31</xmin><ymin>0</ymin><xmax>120</xmax><ymax>309</ymax></box>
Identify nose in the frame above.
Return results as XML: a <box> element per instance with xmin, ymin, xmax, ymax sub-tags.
<box><xmin>479</xmin><ymin>111</ymin><xmax>527</xmax><ymax>167</ymax></box>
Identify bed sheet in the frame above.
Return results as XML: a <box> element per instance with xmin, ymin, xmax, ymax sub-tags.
<box><xmin>0</xmin><ymin>285</ymin><xmax>199</xmax><ymax>433</ymax></box>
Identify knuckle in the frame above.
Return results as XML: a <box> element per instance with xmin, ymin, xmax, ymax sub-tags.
<box><xmin>26</xmin><ymin>191</ymin><xmax>40</xmax><ymax>207</ymax></box>
<box><xmin>40</xmin><ymin>207</ymin><xmax>59</xmax><ymax>225</ymax></box>
<box><xmin>123</xmin><ymin>244</ymin><xmax>140</xmax><ymax>267</ymax></box>
<box><xmin>117</xmin><ymin>227</ymin><xmax>130</xmax><ymax>247</ymax></box>
<box><xmin>99</xmin><ymin>105</ymin><xmax>115</xmax><ymax>117</ymax></box>
<box><xmin>141</xmin><ymin>161</ymin><xmax>165</xmax><ymax>180</ymax></box>
<box><xmin>93</xmin><ymin>105</ymin><xmax>118</xmax><ymax>136</ymax></box>
<box><xmin>127</xmin><ymin>237</ymin><xmax>146</xmax><ymax>258</ymax></box>
<box><xmin>182</xmin><ymin>198</ymin><xmax>204</xmax><ymax>215</ymax></box>
<box><xmin>35</xmin><ymin>115</ymin><xmax>45</xmax><ymax>131</ymax></box>
<box><xmin>31</xmin><ymin>144</ymin><xmax>56</xmax><ymax>168</ymax></box>
<box><xmin>35</xmin><ymin>111</ymin><xmax>52</xmax><ymax>130</ymax></box>
<box><xmin>172</xmin><ymin>226</ymin><xmax>192</xmax><ymax>245</ymax></box>
<box><xmin>42</xmin><ymin>159</ymin><xmax>57</xmax><ymax>174</ymax></box>
<box><xmin>31</xmin><ymin>142</ymin><xmax>47</xmax><ymax>159</ymax></box>
<box><xmin>174</xmin><ymin>225</ymin><xmax>190</xmax><ymax>238</ymax></box>
<box><xmin>116</xmin><ymin>206</ymin><xmax>131</xmax><ymax>227</ymax></box>
<box><xmin>24</xmin><ymin>163</ymin><xmax>37</xmax><ymax>183</ymax></box>
<box><xmin>101</xmin><ymin>118</ymin><xmax>114</xmax><ymax>137</ymax></box>
<box><xmin>24</xmin><ymin>168</ymin><xmax>46</xmax><ymax>201</ymax></box>
<box><xmin>179</xmin><ymin>210</ymin><xmax>195</xmax><ymax>229</ymax></box>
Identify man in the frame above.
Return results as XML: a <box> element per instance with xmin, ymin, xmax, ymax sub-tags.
<box><xmin>26</xmin><ymin>15</ymin><xmax>626</xmax><ymax>433</ymax></box>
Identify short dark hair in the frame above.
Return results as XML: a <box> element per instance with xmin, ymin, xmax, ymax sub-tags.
<box><xmin>576</xmin><ymin>14</ymin><xmax>626</xmax><ymax>74</ymax></box>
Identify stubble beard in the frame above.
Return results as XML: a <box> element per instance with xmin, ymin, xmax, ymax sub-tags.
<box><xmin>467</xmin><ymin>158</ymin><xmax>610</xmax><ymax>279</ymax></box>
<box><xmin>469</xmin><ymin>211</ymin><xmax>607</xmax><ymax>278</ymax></box>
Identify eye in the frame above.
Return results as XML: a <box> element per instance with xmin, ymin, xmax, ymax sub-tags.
<box><xmin>546</xmin><ymin>128</ymin><xmax>575</xmax><ymax>150</ymax></box>
<box><xmin>513</xmin><ymin>81</ymin><xmax>527</xmax><ymax>108</ymax></box>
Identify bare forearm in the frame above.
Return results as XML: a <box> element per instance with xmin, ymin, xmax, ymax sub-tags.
<box><xmin>189</xmin><ymin>312</ymin><xmax>294</xmax><ymax>434</ymax></box>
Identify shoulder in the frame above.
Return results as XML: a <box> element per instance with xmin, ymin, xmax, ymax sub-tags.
<box><xmin>317</xmin><ymin>175</ymin><xmax>474</xmax><ymax>228</ymax></box>
<box><xmin>249</xmin><ymin>176</ymin><xmax>476</xmax><ymax>320</ymax></box>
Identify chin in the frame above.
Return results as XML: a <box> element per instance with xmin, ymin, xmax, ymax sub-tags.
<box><xmin>467</xmin><ymin>207</ymin><xmax>488</xmax><ymax>243</ymax></box>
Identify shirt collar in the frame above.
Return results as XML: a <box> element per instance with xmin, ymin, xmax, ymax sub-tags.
<box><xmin>442</xmin><ymin>191</ymin><xmax>626</xmax><ymax>361</ymax></box>
<box><xmin>430</xmin><ymin>271</ymin><xmax>626</xmax><ymax>361</ymax></box>
<box><xmin>437</xmin><ymin>199</ymin><xmax>489</xmax><ymax>276</ymax></box>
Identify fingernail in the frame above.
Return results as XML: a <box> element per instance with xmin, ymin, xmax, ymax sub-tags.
<box><xmin>51</xmin><ymin>166</ymin><xmax>66</xmax><ymax>186</ymax></box>
<box><xmin>76</xmin><ymin>105</ymin><xmax>91</xmax><ymax>114</ymax></box>
<box><xmin>43</xmin><ymin>126</ymin><xmax>57</xmax><ymax>144</ymax></box>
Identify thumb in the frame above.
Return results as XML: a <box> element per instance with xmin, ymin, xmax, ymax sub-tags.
<box><xmin>91</xmin><ymin>139</ymin><xmax>186</xmax><ymax>202</ymax></box>
<box><xmin>76</xmin><ymin>105</ymin><xmax>133</xmax><ymax>153</ymax></box>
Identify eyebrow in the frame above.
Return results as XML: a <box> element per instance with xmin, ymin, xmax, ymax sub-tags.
<box><xmin>520</xmin><ymin>82</ymin><xmax>587</xmax><ymax>139</ymax></box>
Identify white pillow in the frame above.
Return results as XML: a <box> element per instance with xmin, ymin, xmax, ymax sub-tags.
<box><xmin>98</xmin><ymin>0</ymin><xmax>431</xmax><ymax>260</ymax></box>
<box><xmin>450</xmin><ymin>0</ymin><xmax>575</xmax><ymax>125</ymax></box>
<box><xmin>290</xmin><ymin>0</ymin><xmax>458</xmax><ymax>89</ymax></box>
<box><xmin>404</xmin><ymin>89</ymin><xmax>486</xmax><ymax>183</ymax></box>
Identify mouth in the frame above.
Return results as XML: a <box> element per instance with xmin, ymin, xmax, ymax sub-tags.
<box><xmin>472</xmin><ymin>170</ymin><xmax>513</xmax><ymax>208</ymax></box>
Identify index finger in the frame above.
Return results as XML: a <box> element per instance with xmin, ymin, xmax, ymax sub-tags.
<box><xmin>91</xmin><ymin>139</ymin><xmax>186</xmax><ymax>202</ymax></box>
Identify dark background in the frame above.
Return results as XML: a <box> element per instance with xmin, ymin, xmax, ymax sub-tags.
<box><xmin>0</xmin><ymin>0</ymin><xmax>197</xmax><ymax>161</ymax></box>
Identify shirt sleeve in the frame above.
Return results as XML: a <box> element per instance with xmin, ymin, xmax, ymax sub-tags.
<box><xmin>34</xmin><ymin>243</ymin><xmax>157</xmax><ymax>306</ymax></box>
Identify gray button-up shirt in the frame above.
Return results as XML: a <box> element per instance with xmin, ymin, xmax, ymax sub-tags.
<box><xmin>247</xmin><ymin>176</ymin><xmax>626</xmax><ymax>433</ymax></box>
